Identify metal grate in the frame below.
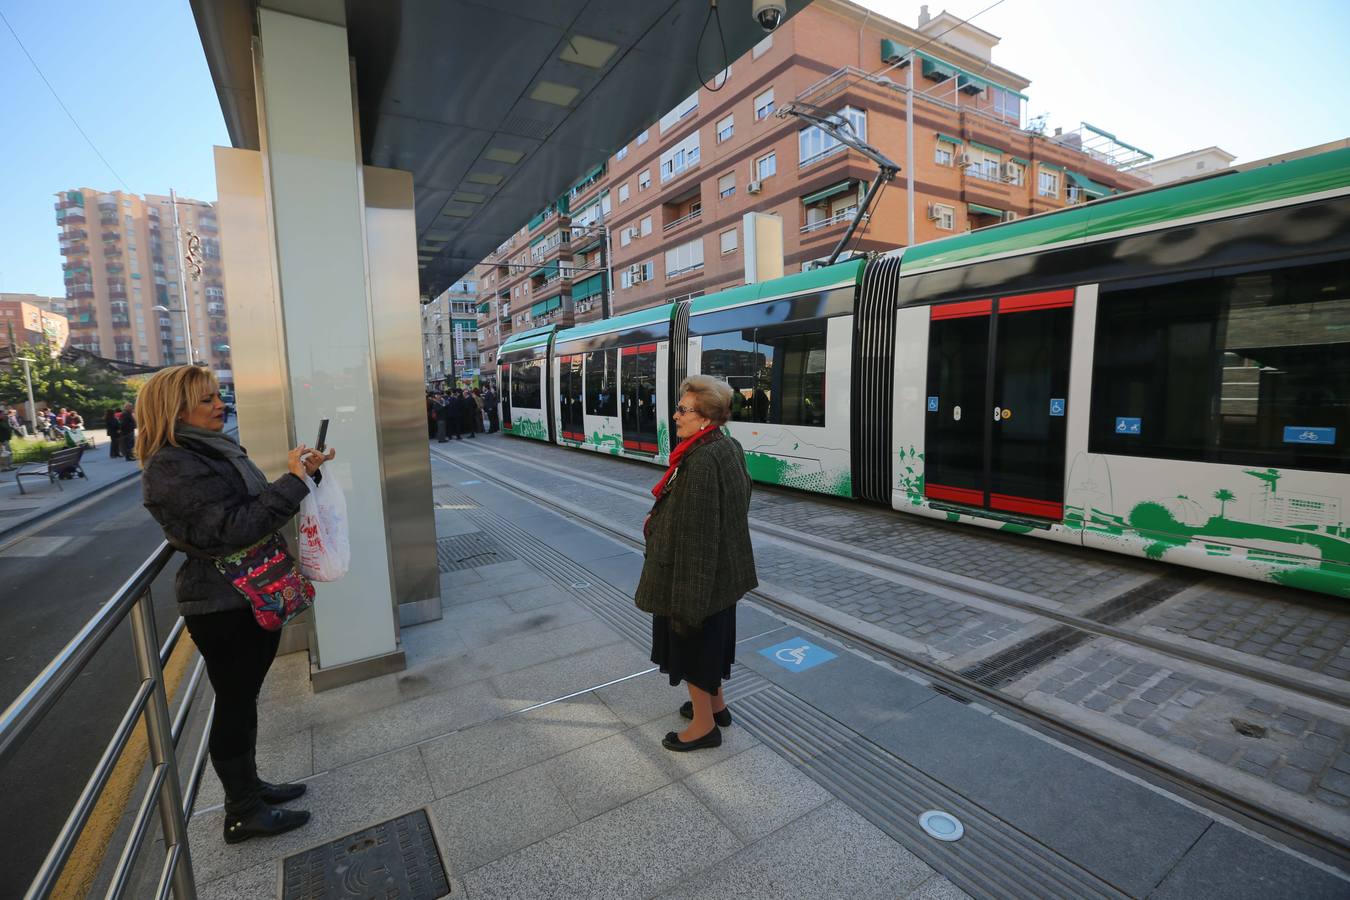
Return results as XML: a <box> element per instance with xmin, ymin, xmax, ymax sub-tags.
<box><xmin>851</xmin><ymin>257</ymin><xmax>902</xmax><ymax>503</ymax></box>
<box><xmin>436</xmin><ymin>531</ymin><xmax>516</xmax><ymax>572</ymax></box>
<box><xmin>958</xmin><ymin>575</ymin><xmax>1200</xmax><ymax>689</ymax></box>
<box><xmin>282</xmin><ymin>809</ymin><xmax>450</xmax><ymax>899</ymax></box>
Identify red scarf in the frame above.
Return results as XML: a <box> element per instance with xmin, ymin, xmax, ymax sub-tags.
<box><xmin>651</xmin><ymin>424</ymin><xmax>716</xmax><ymax>499</ymax></box>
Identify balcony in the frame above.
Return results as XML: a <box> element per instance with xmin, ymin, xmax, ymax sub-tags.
<box><xmin>801</xmin><ymin>206</ymin><xmax>861</xmax><ymax>235</ymax></box>
<box><xmin>99</xmin><ymin>215</ymin><xmax>119</xmax><ymax>227</ymax></box>
<box><xmin>60</xmin><ymin>244</ymin><xmax>89</xmax><ymax>257</ymax></box>
<box><xmin>57</xmin><ymin>211</ymin><xmax>87</xmax><ymax>226</ymax></box>
<box><xmin>102</xmin><ymin>230</ymin><xmax>121</xmax><ymax>242</ymax></box>
<box><xmin>60</xmin><ymin>229</ymin><xmax>88</xmax><ymax>243</ymax></box>
<box><xmin>111</xmin><ymin>316</ymin><xmax>131</xmax><ymax>329</ymax></box>
<box><xmin>207</xmin><ymin>302</ymin><xmax>226</xmax><ymax>317</ymax></box>
<box><xmin>662</xmin><ymin>206</ymin><xmax>702</xmax><ymax>233</ymax></box>
<box><xmin>198</xmin><ymin>216</ymin><xmax>218</xmax><ymax>232</ymax></box>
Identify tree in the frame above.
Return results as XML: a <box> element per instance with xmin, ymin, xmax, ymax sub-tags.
<box><xmin>0</xmin><ymin>339</ymin><xmax>136</xmax><ymax>419</ymax></box>
<box><xmin>1213</xmin><ymin>488</ymin><xmax>1236</xmax><ymax>518</ymax></box>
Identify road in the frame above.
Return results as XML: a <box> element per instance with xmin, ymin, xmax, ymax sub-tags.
<box><xmin>0</xmin><ymin>473</ymin><xmax>183</xmax><ymax>898</ymax></box>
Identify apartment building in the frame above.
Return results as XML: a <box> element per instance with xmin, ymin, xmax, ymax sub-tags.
<box><xmin>0</xmin><ymin>293</ymin><xmax>69</xmax><ymax>351</ymax></box>
<box><xmin>422</xmin><ymin>278</ymin><xmax>481</xmax><ymax>388</ymax></box>
<box><xmin>54</xmin><ymin>188</ymin><xmax>234</xmax><ymax>384</ymax></box>
<box><xmin>472</xmin><ymin>0</ymin><xmax>1150</xmax><ymax>363</ymax></box>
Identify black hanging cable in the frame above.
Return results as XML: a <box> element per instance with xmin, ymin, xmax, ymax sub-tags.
<box><xmin>695</xmin><ymin>0</ymin><xmax>731</xmax><ymax>93</ymax></box>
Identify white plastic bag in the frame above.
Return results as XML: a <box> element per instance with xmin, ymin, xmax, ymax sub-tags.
<box><xmin>298</xmin><ymin>472</ymin><xmax>350</xmax><ymax>581</ymax></box>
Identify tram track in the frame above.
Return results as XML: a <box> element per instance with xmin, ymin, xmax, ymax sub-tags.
<box><xmin>443</xmin><ymin>439</ymin><xmax>1350</xmax><ymax>710</ymax></box>
<box><xmin>431</xmin><ymin>442</ymin><xmax>1350</xmax><ymax>865</ymax></box>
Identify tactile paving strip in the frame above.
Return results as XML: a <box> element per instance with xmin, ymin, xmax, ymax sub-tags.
<box><xmin>281</xmin><ymin>809</ymin><xmax>450</xmax><ymax>899</ymax></box>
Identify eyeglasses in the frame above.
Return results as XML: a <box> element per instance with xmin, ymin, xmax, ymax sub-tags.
<box><xmin>674</xmin><ymin>404</ymin><xmax>697</xmax><ymax>417</ymax></box>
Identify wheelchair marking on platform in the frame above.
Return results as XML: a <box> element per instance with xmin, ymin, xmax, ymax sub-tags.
<box><xmin>760</xmin><ymin>638</ymin><xmax>836</xmax><ymax>672</ymax></box>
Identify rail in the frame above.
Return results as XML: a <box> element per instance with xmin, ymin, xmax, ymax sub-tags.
<box><xmin>0</xmin><ymin>542</ymin><xmax>207</xmax><ymax>899</ymax></box>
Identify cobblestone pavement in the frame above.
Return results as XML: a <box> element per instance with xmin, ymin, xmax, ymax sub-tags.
<box><xmin>1036</xmin><ymin>645</ymin><xmax>1350</xmax><ymax>812</ymax></box>
<box><xmin>441</xmin><ymin>446</ymin><xmax>1027</xmax><ymax>658</ymax></box>
<box><xmin>1146</xmin><ymin>584</ymin><xmax>1350</xmax><ymax>679</ymax></box>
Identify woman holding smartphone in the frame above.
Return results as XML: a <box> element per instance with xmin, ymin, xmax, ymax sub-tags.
<box><xmin>138</xmin><ymin>365</ymin><xmax>335</xmax><ymax>844</ymax></box>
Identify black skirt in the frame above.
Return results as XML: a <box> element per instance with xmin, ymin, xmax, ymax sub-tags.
<box><xmin>650</xmin><ymin>604</ymin><xmax>737</xmax><ymax>694</ymax></box>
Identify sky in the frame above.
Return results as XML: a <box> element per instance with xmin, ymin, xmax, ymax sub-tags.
<box><xmin>2</xmin><ymin>0</ymin><xmax>1349</xmax><ymax>299</ymax></box>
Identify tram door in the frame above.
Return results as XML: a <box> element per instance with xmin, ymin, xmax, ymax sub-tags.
<box><xmin>620</xmin><ymin>343</ymin><xmax>659</xmax><ymax>453</ymax></box>
<box><xmin>924</xmin><ymin>289</ymin><xmax>1074</xmax><ymax>520</ymax></box>
<box><xmin>500</xmin><ymin>363</ymin><xmax>512</xmax><ymax>429</ymax></box>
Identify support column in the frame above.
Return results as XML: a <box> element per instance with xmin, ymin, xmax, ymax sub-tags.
<box><xmin>246</xmin><ymin>3</ymin><xmax>411</xmax><ymax>686</ymax></box>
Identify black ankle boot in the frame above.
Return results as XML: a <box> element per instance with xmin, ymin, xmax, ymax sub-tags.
<box><xmin>213</xmin><ymin>754</ymin><xmax>310</xmax><ymax>844</ymax></box>
<box><xmin>247</xmin><ymin>729</ymin><xmax>306</xmax><ymax>804</ymax></box>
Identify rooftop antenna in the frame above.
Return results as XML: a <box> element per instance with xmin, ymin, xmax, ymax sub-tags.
<box><xmin>776</xmin><ymin>102</ymin><xmax>900</xmax><ymax>265</ymax></box>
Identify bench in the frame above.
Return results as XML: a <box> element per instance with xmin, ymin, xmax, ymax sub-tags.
<box><xmin>14</xmin><ymin>446</ymin><xmax>87</xmax><ymax>494</ymax></box>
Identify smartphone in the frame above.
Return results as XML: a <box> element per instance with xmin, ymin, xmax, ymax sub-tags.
<box><xmin>315</xmin><ymin>418</ymin><xmax>330</xmax><ymax>452</ymax></box>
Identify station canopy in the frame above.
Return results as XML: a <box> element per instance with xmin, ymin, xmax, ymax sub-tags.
<box><xmin>190</xmin><ymin>0</ymin><xmax>808</xmax><ymax>295</ymax></box>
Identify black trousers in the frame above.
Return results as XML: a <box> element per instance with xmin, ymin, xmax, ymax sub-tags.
<box><xmin>184</xmin><ymin>607</ymin><xmax>281</xmax><ymax>761</ymax></box>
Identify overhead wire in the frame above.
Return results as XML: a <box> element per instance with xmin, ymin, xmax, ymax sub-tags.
<box><xmin>1</xmin><ymin>10</ymin><xmax>129</xmax><ymax>190</ymax></box>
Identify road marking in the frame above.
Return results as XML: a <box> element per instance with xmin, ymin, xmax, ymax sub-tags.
<box><xmin>0</xmin><ymin>535</ymin><xmax>74</xmax><ymax>557</ymax></box>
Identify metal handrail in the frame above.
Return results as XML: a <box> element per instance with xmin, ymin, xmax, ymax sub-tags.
<box><xmin>0</xmin><ymin>541</ymin><xmax>201</xmax><ymax>899</ymax></box>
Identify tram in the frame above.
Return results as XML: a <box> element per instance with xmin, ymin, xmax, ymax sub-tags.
<box><xmin>497</xmin><ymin>146</ymin><xmax>1350</xmax><ymax>598</ymax></box>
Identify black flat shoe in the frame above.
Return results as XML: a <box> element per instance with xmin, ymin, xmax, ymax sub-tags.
<box><xmin>223</xmin><ymin>804</ymin><xmax>310</xmax><ymax>844</ymax></box>
<box><xmin>663</xmin><ymin>726</ymin><xmax>722</xmax><ymax>752</ymax></box>
<box><xmin>259</xmin><ymin>779</ymin><xmax>307</xmax><ymax>804</ymax></box>
<box><xmin>680</xmin><ymin>701</ymin><xmax>731</xmax><ymax>728</ymax></box>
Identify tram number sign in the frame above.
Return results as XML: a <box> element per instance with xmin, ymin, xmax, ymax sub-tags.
<box><xmin>1283</xmin><ymin>426</ymin><xmax>1336</xmax><ymax>445</ymax></box>
<box><xmin>1115</xmin><ymin>417</ymin><xmax>1142</xmax><ymax>435</ymax></box>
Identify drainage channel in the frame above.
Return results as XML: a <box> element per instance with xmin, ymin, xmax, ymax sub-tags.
<box><xmin>446</xmin><ymin>442</ymin><xmax>1350</xmax><ymax>710</ymax></box>
<box><xmin>433</xmin><ymin>447</ymin><xmax>1350</xmax><ymax>867</ymax></box>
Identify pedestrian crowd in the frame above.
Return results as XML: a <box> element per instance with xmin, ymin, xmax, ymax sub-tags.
<box><xmin>426</xmin><ymin>385</ymin><xmax>499</xmax><ymax>442</ymax></box>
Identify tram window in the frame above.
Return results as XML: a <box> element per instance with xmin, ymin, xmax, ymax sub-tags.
<box><xmin>702</xmin><ymin>329</ymin><xmax>765</xmax><ymax>422</ymax></box>
<box><xmin>1090</xmin><ymin>258</ymin><xmax>1350</xmax><ymax>473</ymax></box>
<box><xmin>759</xmin><ymin>329</ymin><xmax>827</xmax><ymax>427</ymax></box>
<box><xmin>559</xmin><ymin>355</ymin><xmax>584</xmax><ymax>436</ymax></box>
<box><xmin>621</xmin><ymin>347</ymin><xmax>659</xmax><ymax>450</ymax></box>
<box><xmin>584</xmin><ymin>349</ymin><xmax>619</xmax><ymax>416</ymax></box>
<box><xmin>511</xmin><ymin>358</ymin><xmax>543</xmax><ymax>410</ymax></box>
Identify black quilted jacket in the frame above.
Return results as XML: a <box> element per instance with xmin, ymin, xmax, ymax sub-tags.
<box><xmin>634</xmin><ymin>430</ymin><xmax>758</xmax><ymax>629</ymax></box>
<box><xmin>142</xmin><ymin>442</ymin><xmax>310</xmax><ymax>616</ymax></box>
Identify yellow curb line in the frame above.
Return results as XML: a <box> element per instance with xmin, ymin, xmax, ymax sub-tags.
<box><xmin>52</xmin><ymin>633</ymin><xmax>197</xmax><ymax>899</ymax></box>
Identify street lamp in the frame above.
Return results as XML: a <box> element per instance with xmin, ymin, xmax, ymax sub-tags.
<box><xmin>152</xmin><ymin>304</ymin><xmax>198</xmax><ymax>365</ymax></box>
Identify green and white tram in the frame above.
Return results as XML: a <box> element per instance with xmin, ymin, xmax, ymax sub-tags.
<box><xmin>497</xmin><ymin>146</ymin><xmax>1350</xmax><ymax>597</ymax></box>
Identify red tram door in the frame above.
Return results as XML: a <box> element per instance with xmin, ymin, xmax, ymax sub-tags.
<box><xmin>923</xmin><ymin>289</ymin><xmax>1074</xmax><ymax>520</ymax></box>
<box><xmin>620</xmin><ymin>344</ymin><xmax>659</xmax><ymax>454</ymax></box>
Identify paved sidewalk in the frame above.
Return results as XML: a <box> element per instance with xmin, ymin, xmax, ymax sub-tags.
<box><xmin>0</xmin><ymin>428</ymin><xmax>143</xmax><ymax>539</ymax></box>
<box><xmin>187</xmin><ymin>448</ymin><xmax>1349</xmax><ymax>899</ymax></box>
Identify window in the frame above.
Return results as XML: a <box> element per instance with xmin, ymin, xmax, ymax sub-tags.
<box><xmin>712</xmin><ymin>66</ymin><xmax>731</xmax><ymax>89</ymax></box>
<box><xmin>935</xmin><ymin>145</ymin><xmax>953</xmax><ymax>166</ymax></box>
<box><xmin>584</xmin><ymin>349</ymin><xmax>618</xmax><ymax>416</ymax></box>
<box><xmin>660</xmin><ymin>132</ymin><xmax>701</xmax><ymax>182</ymax></box>
<box><xmin>702</xmin><ymin>325</ymin><xmax>827</xmax><ymax>426</ymax></box>
<box><xmin>618</xmin><ymin>183</ymin><xmax>630</xmax><ymax>203</ymax></box>
<box><xmin>719</xmin><ymin>172</ymin><xmax>736</xmax><ymax>198</ymax></box>
<box><xmin>798</xmin><ymin>107</ymin><xmax>866</xmax><ymax>167</ymax></box>
<box><xmin>756</xmin><ymin>152</ymin><xmax>777</xmax><ymax>180</ymax></box>
<box><xmin>621</xmin><ymin>346</ymin><xmax>659</xmax><ymax>452</ymax></box>
<box><xmin>754</xmin><ymin>88</ymin><xmax>775</xmax><ymax>121</ymax></box>
<box><xmin>965</xmin><ymin>149</ymin><xmax>1000</xmax><ymax>182</ymax></box>
<box><xmin>716</xmin><ymin>114</ymin><xmax>734</xmax><ymax>143</ymax></box>
<box><xmin>640</xmin><ymin>215</ymin><xmax>653</xmax><ymax>237</ymax></box>
<box><xmin>620</xmin><ymin>227</ymin><xmax>632</xmax><ymax>247</ymax></box>
<box><xmin>636</xmin><ymin>130</ymin><xmax>649</xmax><ymax>146</ymax></box>
<box><xmin>1091</xmin><ymin>259</ymin><xmax>1350</xmax><ymax>473</ymax></box>
<box><xmin>720</xmin><ymin>228</ymin><xmax>738</xmax><ymax>254</ymax></box>
<box><xmin>1038</xmin><ymin>168</ymin><xmax>1060</xmax><ymax>197</ymax></box>
<box><xmin>659</xmin><ymin>91</ymin><xmax>700</xmax><ymax>133</ymax></box>
<box><xmin>752</xmin><ymin>35</ymin><xmax>773</xmax><ymax>58</ymax></box>
<box><xmin>666</xmin><ymin>237</ymin><xmax>704</xmax><ymax>278</ymax></box>
<box><xmin>616</xmin><ymin>145</ymin><xmax>628</xmax><ymax>161</ymax></box>
<box><xmin>933</xmin><ymin>203</ymin><xmax>955</xmax><ymax>230</ymax></box>
<box><xmin>620</xmin><ymin>261</ymin><xmax>655</xmax><ymax>289</ymax></box>
<box><xmin>510</xmin><ymin>358</ymin><xmax>543</xmax><ymax>410</ymax></box>
<box><xmin>638</xmin><ymin>169</ymin><xmax>651</xmax><ymax>190</ymax></box>
<box><xmin>559</xmin><ymin>355</ymin><xmax>585</xmax><ymax>437</ymax></box>
<box><xmin>1007</xmin><ymin>162</ymin><xmax>1025</xmax><ymax>186</ymax></box>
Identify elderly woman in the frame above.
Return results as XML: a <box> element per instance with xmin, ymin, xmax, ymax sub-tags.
<box><xmin>635</xmin><ymin>375</ymin><xmax>758</xmax><ymax>751</ymax></box>
<box><xmin>138</xmin><ymin>365</ymin><xmax>334</xmax><ymax>844</ymax></box>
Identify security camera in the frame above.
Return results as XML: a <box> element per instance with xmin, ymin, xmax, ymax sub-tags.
<box><xmin>752</xmin><ymin>0</ymin><xmax>785</xmax><ymax>32</ymax></box>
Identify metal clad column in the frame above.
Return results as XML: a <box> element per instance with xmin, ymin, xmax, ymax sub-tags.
<box><xmin>254</xmin><ymin>4</ymin><xmax>404</xmax><ymax>683</ymax></box>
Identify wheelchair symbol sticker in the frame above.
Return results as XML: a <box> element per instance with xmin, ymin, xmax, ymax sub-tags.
<box><xmin>760</xmin><ymin>638</ymin><xmax>837</xmax><ymax>672</ymax></box>
<box><xmin>1049</xmin><ymin>399</ymin><xmax>1065</xmax><ymax>417</ymax></box>
<box><xmin>927</xmin><ymin>396</ymin><xmax>939</xmax><ymax>413</ymax></box>
<box><xmin>1115</xmin><ymin>417</ymin><xmax>1142</xmax><ymax>435</ymax></box>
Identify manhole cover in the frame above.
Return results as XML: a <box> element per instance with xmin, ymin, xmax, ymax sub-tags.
<box><xmin>919</xmin><ymin>809</ymin><xmax>964</xmax><ymax>842</ymax></box>
<box><xmin>282</xmin><ymin>809</ymin><xmax>449</xmax><ymax>899</ymax></box>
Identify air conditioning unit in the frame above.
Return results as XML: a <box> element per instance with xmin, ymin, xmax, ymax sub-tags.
<box><xmin>999</xmin><ymin>162</ymin><xmax>1019</xmax><ymax>181</ymax></box>
<box><xmin>957</xmin><ymin>153</ymin><xmax>973</xmax><ymax>166</ymax></box>
<box><xmin>747</xmin><ymin>180</ymin><xmax>763</xmax><ymax>194</ymax></box>
<box><xmin>925</xmin><ymin>203</ymin><xmax>941</xmax><ymax>220</ymax></box>
<box><xmin>625</xmin><ymin>227</ymin><xmax>640</xmax><ymax>240</ymax></box>
<box><xmin>1003</xmin><ymin>211</ymin><xmax>1019</xmax><ymax>222</ymax></box>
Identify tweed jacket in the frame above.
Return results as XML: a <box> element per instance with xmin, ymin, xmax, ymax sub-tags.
<box><xmin>142</xmin><ymin>442</ymin><xmax>310</xmax><ymax>616</ymax></box>
<box><xmin>634</xmin><ymin>430</ymin><xmax>758</xmax><ymax>628</ymax></box>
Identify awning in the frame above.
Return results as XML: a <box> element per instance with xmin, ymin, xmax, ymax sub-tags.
<box><xmin>968</xmin><ymin>203</ymin><xmax>1004</xmax><ymax>218</ymax></box>
<box><xmin>921</xmin><ymin>58</ymin><xmax>956</xmax><ymax>82</ymax></box>
<box><xmin>572</xmin><ymin>273</ymin><xmax>606</xmax><ymax>300</ymax></box>
<box><xmin>956</xmin><ymin>73</ymin><xmax>986</xmax><ymax>95</ymax></box>
<box><xmin>530</xmin><ymin>297</ymin><xmax>562</xmax><ymax>317</ymax></box>
<box><xmin>1066</xmin><ymin>170</ymin><xmax>1114</xmax><ymax>200</ymax></box>
<box><xmin>935</xmin><ymin>132</ymin><xmax>963</xmax><ymax>145</ymax></box>
<box><xmin>478</xmin><ymin>301</ymin><xmax>491</xmax><ymax>314</ymax></box>
<box><xmin>1039</xmin><ymin>161</ymin><xmax>1064</xmax><ymax>172</ymax></box>
<box><xmin>802</xmin><ymin>180</ymin><xmax>855</xmax><ymax>206</ymax></box>
<box><xmin>969</xmin><ymin>140</ymin><xmax>1003</xmax><ymax>156</ymax></box>
<box><xmin>879</xmin><ymin>38</ymin><xmax>909</xmax><ymax>64</ymax></box>
<box><xmin>568</xmin><ymin>164</ymin><xmax>605</xmax><ymax>194</ymax></box>
<box><xmin>1011</xmin><ymin>156</ymin><xmax>1029</xmax><ymax>165</ymax></box>
<box><xmin>529</xmin><ymin>260</ymin><xmax>560</xmax><ymax>280</ymax></box>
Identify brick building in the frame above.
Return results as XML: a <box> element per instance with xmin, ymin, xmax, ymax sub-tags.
<box><xmin>472</xmin><ymin>1</ymin><xmax>1149</xmax><ymax>380</ymax></box>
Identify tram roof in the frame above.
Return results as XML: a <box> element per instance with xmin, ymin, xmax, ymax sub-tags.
<box><xmin>554</xmin><ymin>302</ymin><xmax>677</xmax><ymax>346</ymax></box>
<box><xmin>898</xmin><ymin>146</ymin><xmax>1350</xmax><ymax>275</ymax></box>
<box><xmin>687</xmin><ymin>258</ymin><xmax>865</xmax><ymax>317</ymax></box>
<box><xmin>499</xmin><ymin>324</ymin><xmax>555</xmax><ymax>356</ymax></box>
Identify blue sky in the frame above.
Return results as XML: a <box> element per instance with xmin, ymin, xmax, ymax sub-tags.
<box><xmin>3</xmin><ymin>0</ymin><xmax>1348</xmax><ymax>298</ymax></box>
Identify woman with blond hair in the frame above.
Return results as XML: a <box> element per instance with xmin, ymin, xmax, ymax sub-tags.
<box><xmin>635</xmin><ymin>374</ymin><xmax>758</xmax><ymax>751</ymax></box>
<box><xmin>138</xmin><ymin>365</ymin><xmax>334</xmax><ymax>844</ymax></box>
